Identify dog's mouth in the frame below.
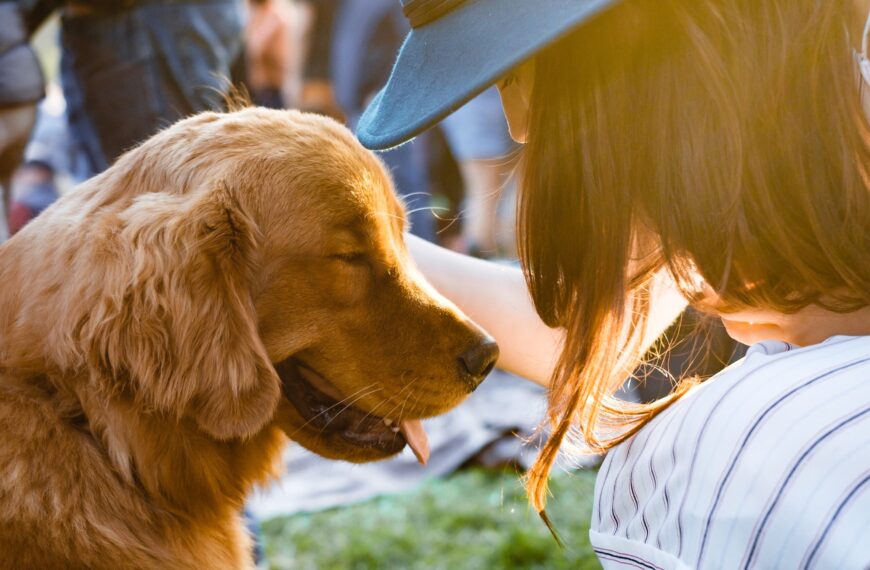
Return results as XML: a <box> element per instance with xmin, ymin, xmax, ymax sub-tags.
<box><xmin>273</xmin><ymin>358</ymin><xmax>430</xmax><ymax>464</ymax></box>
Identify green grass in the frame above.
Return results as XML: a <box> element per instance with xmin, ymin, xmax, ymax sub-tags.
<box><xmin>262</xmin><ymin>468</ymin><xmax>601</xmax><ymax>570</ymax></box>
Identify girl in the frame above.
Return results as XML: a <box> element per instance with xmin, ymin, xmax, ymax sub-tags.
<box><xmin>358</xmin><ymin>0</ymin><xmax>870</xmax><ymax>567</ymax></box>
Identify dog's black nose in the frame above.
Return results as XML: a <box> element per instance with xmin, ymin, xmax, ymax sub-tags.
<box><xmin>458</xmin><ymin>338</ymin><xmax>499</xmax><ymax>391</ymax></box>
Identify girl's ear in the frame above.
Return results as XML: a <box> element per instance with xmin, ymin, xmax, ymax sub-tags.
<box><xmin>497</xmin><ymin>58</ymin><xmax>535</xmax><ymax>143</ymax></box>
<box><xmin>85</xmin><ymin>183</ymin><xmax>281</xmax><ymax>440</ymax></box>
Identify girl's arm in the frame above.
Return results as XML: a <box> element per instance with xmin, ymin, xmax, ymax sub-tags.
<box><xmin>407</xmin><ymin>234</ymin><xmax>562</xmax><ymax>385</ymax></box>
<box><xmin>406</xmin><ymin>235</ymin><xmax>688</xmax><ymax>386</ymax></box>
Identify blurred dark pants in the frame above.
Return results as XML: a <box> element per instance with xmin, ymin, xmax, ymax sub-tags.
<box><xmin>374</xmin><ymin>139</ymin><xmax>436</xmax><ymax>242</ymax></box>
<box><xmin>60</xmin><ymin>0</ymin><xmax>243</xmax><ymax>175</ymax></box>
<box><xmin>332</xmin><ymin>0</ymin><xmax>436</xmax><ymax>242</ymax></box>
<box><xmin>251</xmin><ymin>87</ymin><xmax>283</xmax><ymax>110</ymax></box>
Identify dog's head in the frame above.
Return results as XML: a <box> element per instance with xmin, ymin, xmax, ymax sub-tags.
<box><xmin>43</xmin><ymin>108</ymin><xmax>496</xmax><ymax>463</ymax></box>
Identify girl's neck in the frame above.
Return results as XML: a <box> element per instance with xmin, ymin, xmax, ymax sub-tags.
<box><xmin>720</xmin><ymin>304</ymin><xmax>870</xmax><ymax>347</ymax></box>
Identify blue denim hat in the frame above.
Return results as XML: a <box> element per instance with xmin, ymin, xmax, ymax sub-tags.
<box><xmin>356</xmin><ymin>0</ymin><xmax>619</xmax><ymax>150</ymax></box>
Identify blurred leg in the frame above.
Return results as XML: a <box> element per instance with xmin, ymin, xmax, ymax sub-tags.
<box><xmin>378</xmin><ymin>137</ymin><xmax>436</xmax><ymax>242</ymax></box>
<box><xmin>142</xmin><ymin>0</ymin><xmax>244</xmax><ymax>114</ymax></box>
<box><xmin>61</xmin><ymin>8</ymin><xmax>162</xmax><ymax>173</ymax></box>
<box><xmin>60</xmin><ymin>0</ymin><xmax>243</xmax><ymax>173</ymax></box>
<box><xmin>439</xmin><ymin>88</ymin><xmax>518</xmax><ymax>257</ymax></box>
<box><xmin>458</xmin><ymin>158</ymin><xmax>513</xmax><ymax>257</ymax></box>
<box><xmin>0</xmin><ymin>103</ymin><xmax>38</xmax><ymax>241</ymax></box>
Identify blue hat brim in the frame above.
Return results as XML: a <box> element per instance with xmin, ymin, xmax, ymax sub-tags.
<box><xmin>356</xmin><ymin>0</ymin><xmax>619</xmax><ymax>150</ymax></box>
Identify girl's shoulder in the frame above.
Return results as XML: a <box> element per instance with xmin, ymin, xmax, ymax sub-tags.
<box><xmin>591</xmin><ymin>335</ymin><xmax>870</xmax><ymax>570</ymax></box>
<box><xmin>659</xmin><ymin>335</ymin><xmax>870</xmax><ymax>436</ymax></box>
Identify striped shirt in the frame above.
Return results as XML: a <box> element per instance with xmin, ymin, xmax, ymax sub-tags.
<box><xmin>590</xmin><ymin>335</ymin><xmax>870</xmax><ymax>570</ymax></box>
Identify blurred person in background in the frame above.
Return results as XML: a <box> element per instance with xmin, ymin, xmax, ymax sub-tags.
<box><xmin>8</xmin><ymin>158</ymin><xmax>58</xmax><ymax>235</ymax></box>
<box><xmin>0</xmin><ymin>0</ymin><xmax>45</xmax><ymax>241</ymax></box>
<box><xmin>23</xmin><ymin>84</ymin><xmax>91</xmax><ymax>187</ymax></box>
<box><xmin>294</xmin><ymin>0</ymin><xmax>344</xmax><ymax>120</ymax></box>
<box><xmin>56</xmin><ymin>0</ymin><xmax>244</xmax><ymax>175</ymax></box>
<box><xmin>441</xmin><ymin>87</ymin><xmax>518</xmax><ymax>259</ymax></box>
<box><xmin>245</xmin><ymin>0</ymin><xmax>292</xmax><ymax>109</ymax></box>
<box><xmin>332</xmin><ymin>0</ymin><xmax>435</xmax><ymax>241</ymax></box>
<box><xmin>6</xmin><ymin>85</ymin><xmax>91</xmax><ymax>235</ymax></box>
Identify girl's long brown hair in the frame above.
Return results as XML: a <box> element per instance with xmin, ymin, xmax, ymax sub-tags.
<box><xmin>520</xmin><ymin>0</ymin><xmax>870</xmax><ymax>516</ymax></box>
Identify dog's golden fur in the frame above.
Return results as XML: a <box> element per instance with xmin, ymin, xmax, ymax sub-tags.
<box><xmin>0</xmin><ymin>109</ymin><xmax>489</xmax><ymax>568</ymax></box>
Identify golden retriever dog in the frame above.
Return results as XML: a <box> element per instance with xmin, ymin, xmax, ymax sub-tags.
<box><xmin>0</xmin><ymin>108</ymin><xmax>498</xmax><ymax>569</ymax></box>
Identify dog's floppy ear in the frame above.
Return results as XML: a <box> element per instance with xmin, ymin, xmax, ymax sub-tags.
<box><xmin>86</xmin><ymin>183</ymin><xmax>280</xmax><ymax>440</ymax></box>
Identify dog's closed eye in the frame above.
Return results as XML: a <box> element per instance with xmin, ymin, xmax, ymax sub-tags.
<box><xmin>332</xmin><ymin>252</ymin><xmax>368</xmax><ymax>265</ymax></box>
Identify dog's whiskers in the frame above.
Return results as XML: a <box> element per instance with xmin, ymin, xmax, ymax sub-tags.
<box><xmin>395</xmin><ymin>191</ymin><xmax>431</xmax><ymax>200</ymax></box>
<box><xmin>370</xmin><ymin>206</ymin><xmax>450</xmax><ymax>223</ymax></box>
<box><xmin>358</xmin><ymin>372</ymin><xmax>417</xmax><ymax>425</ymax></box>
<box><xmin>288</xmin><ymin>384</ymin><xmax>382</xmax><ymax>438</ymax></box>
<box><xmin>379</xmin><ymin>375</ymin><xmax>422</xmax><ymax>425</ymax></box>
<box><xmin>316</xmin><ymin>386</ymin><xmax>387</xmax><ymax>433</ymax></box>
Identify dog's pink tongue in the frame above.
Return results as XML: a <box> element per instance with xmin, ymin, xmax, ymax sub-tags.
<box><xmin>399</xmin><ymin>419</ymin><xmax>429</xmax><ymax>465</ymax></box>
